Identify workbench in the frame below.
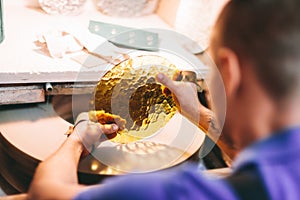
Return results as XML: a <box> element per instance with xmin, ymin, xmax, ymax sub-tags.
<box><xmin>1</xmin><ymin>0</ymin><xmax>195</xmax><ymax>105</ymax></box>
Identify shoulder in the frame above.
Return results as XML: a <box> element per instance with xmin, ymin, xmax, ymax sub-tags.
<box><xmin>226</xmin><ymin>164</ymin><xmax>270</xmax><ymax>200</ymax></box>
<box><xmin>74</xmin><ymin>164</ymin><xmax>237</xmax><ymax>200</ymax></box>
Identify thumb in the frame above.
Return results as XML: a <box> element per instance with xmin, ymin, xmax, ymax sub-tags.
<box><xmin>156</xmin><ymin>73</ymin><xmax>177</xmax><ymax>92</ymax></box>
<box><xmin>100</xmin><ymin>124</ymin><xmax>119</xmax><ymax>134</ymax></box>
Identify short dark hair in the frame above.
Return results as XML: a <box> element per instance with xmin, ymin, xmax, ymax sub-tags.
<box><xmin>215</xmin><ymin>0</ymin><xmax>300</xmax><ymax>99</ymax></box>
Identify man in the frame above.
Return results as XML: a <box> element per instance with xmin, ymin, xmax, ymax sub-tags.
<box><xmin>28</xmin><ymin>0</ymin><xmax>300</xmax><ymax>199</ymax></box>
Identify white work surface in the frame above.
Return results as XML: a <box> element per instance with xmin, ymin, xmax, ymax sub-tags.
<box><xmin>0</xmin><ymin>0</ymin><xmax>172</xmax><ymax>84</ymax></box>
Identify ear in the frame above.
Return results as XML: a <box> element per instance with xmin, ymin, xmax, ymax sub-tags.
<box><xmin>216</xmin><ymin>47</ymin><xmax>242</xmax><ymax>98</ymax></box>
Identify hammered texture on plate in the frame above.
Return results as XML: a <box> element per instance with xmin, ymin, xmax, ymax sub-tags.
<box><xmin>89</xmin><ymin>55</ymin><xmax>179</xmax><ymax>143</ymax></box>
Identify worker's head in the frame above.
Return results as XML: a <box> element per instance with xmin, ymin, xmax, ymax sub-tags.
<box><xmin>210</xmin><ymin>0</ymin><xmax>300</xmax><ymax>147</ymax></box>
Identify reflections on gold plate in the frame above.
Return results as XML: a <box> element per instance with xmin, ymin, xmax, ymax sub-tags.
<box><xmin>89</xmin><ymin>55</ymin><xmax>179</xmax><ymax>143</ymax></box>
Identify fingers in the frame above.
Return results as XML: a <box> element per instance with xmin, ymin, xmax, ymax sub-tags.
<box><xmin>87</xmin><ymin>122</ymin><xmax>118</xmax><ymax>136</ymax></box>
<box><xmin>76</xmin><ymin>112</ymin><xmax>119</xmax><ymax>135</ymax></box>
<box><xmin>156</xmin><ymin>73</ymin><xmax>178</xmax><ymax>92</ymax></box>
<box><xmin>99</xmin><ymin>123</ymin><xmax>119</xmax><ymax>134</ymax></box>
<box><xmin>80</xmin><ymin>123</ymin><xmax>119</xmax><ymax>146</ymax></box>
<box><xmin>73</xmin><ymin>113</ymin><xmax>120</xmax><ymax>150</ymax></box>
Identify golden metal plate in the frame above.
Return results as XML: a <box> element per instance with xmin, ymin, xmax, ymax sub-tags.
<box><xmin>83</xmin><ymin>52</ymin><xmax>206</xmax><ymax>173</ymax></box>
<box><xmin>89</xmin><ymin>55</ymin><xmax>179</xmax><ymax>143</ymax></box>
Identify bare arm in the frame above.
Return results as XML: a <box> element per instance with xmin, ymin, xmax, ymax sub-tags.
<box><xmin>156</xmin><ymin>73</ymin><xmax>238</xmax><ymax>159</ymax></box>
<box><xmin>156</xmin><ymin>73</ymin><xmax>219</xmax><ymax>133</ymax></box>
<box><xmin>28</xmin><ymin>113</ymin><xmax>118</xmax><ymax>200</ymax></box>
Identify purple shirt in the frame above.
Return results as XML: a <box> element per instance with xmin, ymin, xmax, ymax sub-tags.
<box><xmin>74</xmin><ymin>127</ymin><xmax>300</xmax><ymax>200</ymax></box>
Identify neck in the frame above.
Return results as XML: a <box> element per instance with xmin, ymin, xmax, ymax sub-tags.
<box><xmin>271</xmin><ymin>98</ymin><xmax>300</xmax><ymax>132</ymax></box>
<box><xmin>238</xmin><ymin>97</ymin><xmax>300</xmax><ymax>149</ymax></box>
